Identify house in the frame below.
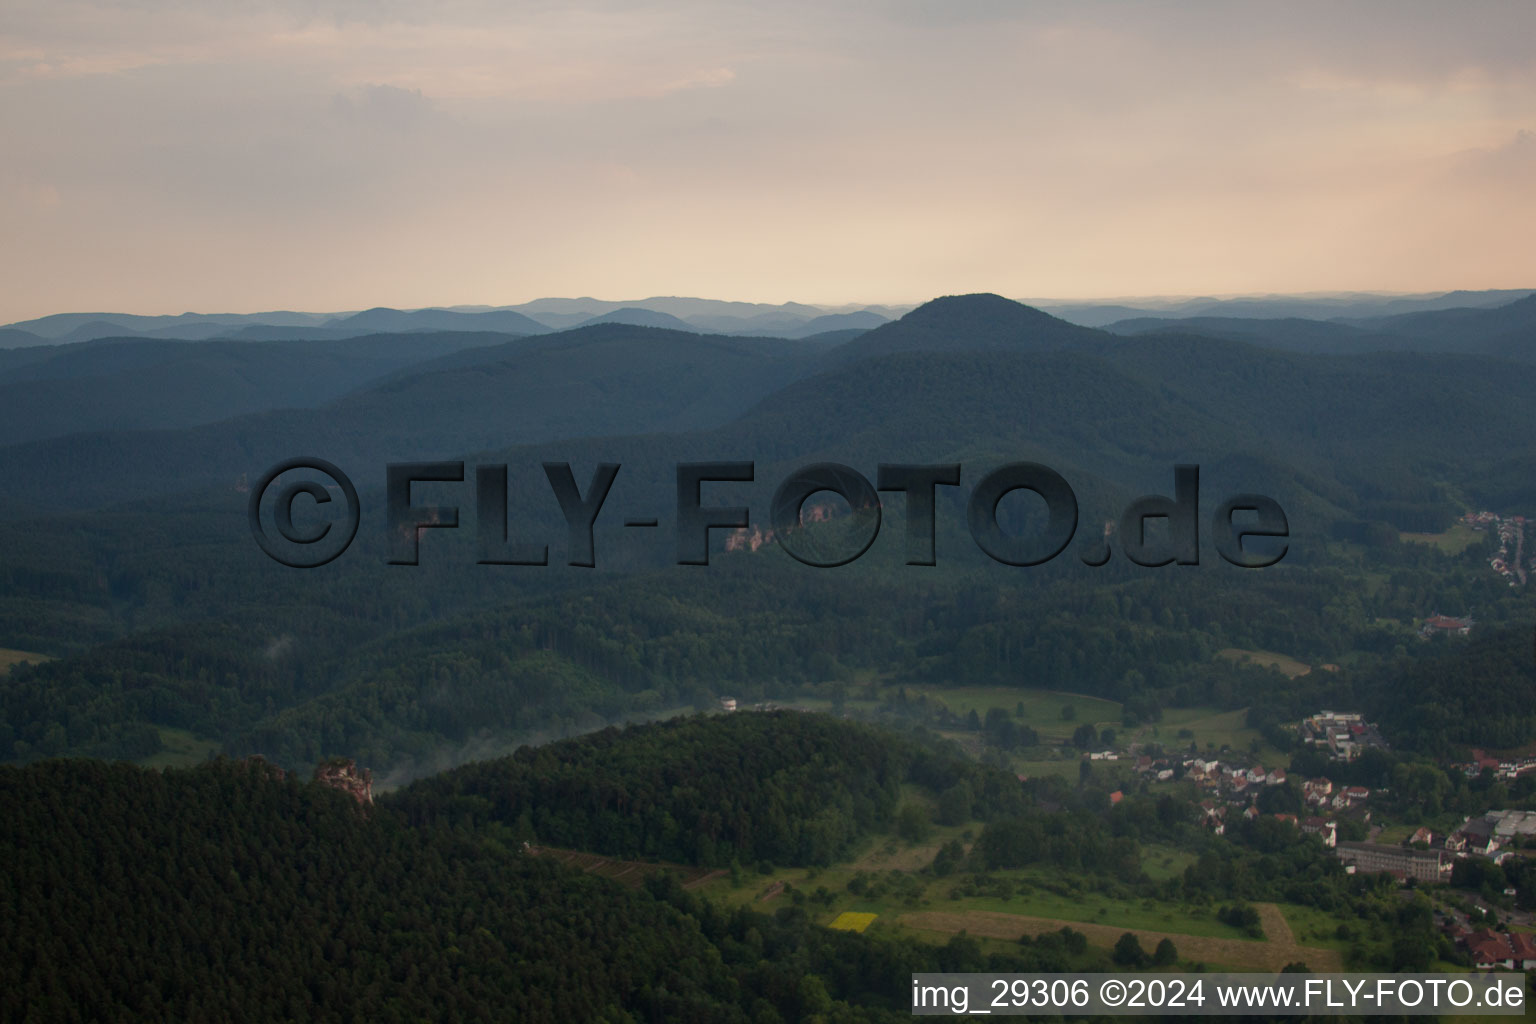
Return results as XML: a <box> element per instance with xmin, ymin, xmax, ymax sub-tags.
<box><xmin>1510</xmin><ymin>933</ymin><xmax>1536</xmax><ymax>970</ymax></box>
<box><xmin>718</xmin><ymin>697</ymin><xmax>737</xmax><ymax>712</ymax></box>
<box><xmin>1461</xmin><ymin>818</ymin><xmax>1501</xmax><ymax>856</ymax></box>
<box><xmin>1407</xmin><ymin>827</ymin><xmax>1435</xmax><ymax>847</ymax></box>
<box><xmin>1343</xmin><ymin>785</ymin><xmax>1370</xmax><ymax>803</ymax></box>
<box><xmin>1421</xmin><ymin>614</ymin><xmax>1473</xmax><ymax>637</ymax></box>
<box><xmin>1304</xmin><ymin>778</ymin><xmax>1333</xmax><ymax>800</ymax></box>
<box><xmin>1468</xmin><ymin>750</ymin><xmax>1501</xmax><ymax>775</ymax></box>
<box><xmin>1443</xmin><ymin>832</ymin><xmax>1467</xmax><ymax>852</ymax></box>
<box><xmin>1273</xmin><ymin>813</ymin><xmax>1299</xmax><ymax>827</ymax></box>
<box><xmin>1466</xmin><ymin>930</ymin><xmax>1516</xmax><ymax>970</ymax></box>
<box><xmin>1302</xmin><ymin>817</ymin><xmax>1338</xmax><ymax>848</ymax></box>
<box><xmin>1108</xmin><ymin>790</ymin><xmax>1123</xmax><ymax>805</ymax></box>
<box><xmin>1268</xmin><ymin>769</ymin><xmax>1287</xmax><ymax>786</ymax></box>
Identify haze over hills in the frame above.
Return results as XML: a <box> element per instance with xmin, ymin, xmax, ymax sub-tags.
<box><xmin>0</xmin><ymin>291</ymin><xmax>1533</xmax><ymax>519</ymax></box>
<box><xmin>0</xmin><ymin>324</ymin><xmax>830</xmax><ymax>510</ymax></box>
<box><xmin>1038</xmin><ymin>287</ymin><xmax>1536</xmax><ymax>327</ymax></box>
<box><xmin>6</xmin><ymin>287</ymin><xmax>1530</xmax><ymax>346</ymax></box>
<box><xmin>1105</xmin><ymin>293</ymin><xmax>1536</xmax><ymax>360</ymax></box>
<box><xmin>0</xmin><ymin>333</ymin><xmax>519</xmax><ymax>445</ymax></box>
<box><xmin>4</xmin><ymin>287</ymin><xmax>1536</xmax><ymax>799</ymax></box>
<box><xmin>0</xmin><ymin>297</ymin><xmax>904</xmax><ymax>346</ymax></box>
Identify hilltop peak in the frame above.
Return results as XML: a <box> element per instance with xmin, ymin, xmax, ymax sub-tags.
<box><xmin>824</xmin><ymin>292</ymin><xmax>1105</xmax><ymax>365</ymax></box>
<box><xmin>904</xmin><ymin>292</ymin><xmax>1052</xmax><ymax>320</ymax></box>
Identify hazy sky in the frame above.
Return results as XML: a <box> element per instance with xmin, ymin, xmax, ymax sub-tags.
<box><xmin>2</xmin><ymin>0</ymin><xmax>1533</xmax><ymax>321</ymax></box>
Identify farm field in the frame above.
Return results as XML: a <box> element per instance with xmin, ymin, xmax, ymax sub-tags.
<box><xmin>1399</xmin><ymin>523</ymin><xmax>1484</xmax><ymax>555</ymax></box>
<box><xmin>696</xmin><ymin>830</ymin><xmax>1337</xmax><ymax>967</ymax></box>
<box><xmin>944</xmin><ymin>888</ymin><xmax>1255</xmax><ymax>941</ymax></box>
<box><xmin>0</xmin><ymin>648</ymin><xmax>51</xmax><ymax>674</ymax></box>
<box><xmin>1216</xmin><ymin>647</ymin><xmax>1313</xmax><ymax>678</ymax></box>
<box><xmin>828</xmin><ymin>912</ymin><xmax>877</xmax><ymax>932</ymax></box>
<box><xmin>860</xmin><ymin>683</ymin><xmax>1290</xmax><ymax>767</ymax></box>
<box><xmin>900</xmin><ymin>901</ymin><xmax>1343</xmax><ymax>972</ymax></box>
<box><xmin>1120</xmin><ymin>706</ymin><xmax>1289</xmax><ymax>765</ymax></box>
<box><xmin>901</xmin><ymin>686</ymin><xmax>1122</xmax><ymax>743</ymax></box>
<box><xmin>518</xmin><ymin>819</ymin><xmax>1375</xmax><ymax>979</ymax></box>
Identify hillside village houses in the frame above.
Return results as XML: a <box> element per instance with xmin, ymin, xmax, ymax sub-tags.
<box><xmin>1457</xmin><ymin>748</ymin><xmax>1536</xmax><ymax>782</ymax></box>
<box><xmin>1120</xmin><ymin>703</ymin><xmax>1536</xmax><ymax>970</ymax></box>
<box><xmin>1119</xmin><ymin>713</ymin><xmax>1535</xmax><ymax>895</ymax></box>
<box><xmin>1460</xmin><ymin>509</ymin><xmax>1531</xmax><ymax>588</ymax></box>
<box><xmin>1132</xmin><ymin>749</ymin><xmax>1366</xmax><ymax>844</ymax></box>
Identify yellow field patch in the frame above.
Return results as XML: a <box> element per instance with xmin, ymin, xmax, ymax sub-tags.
<box><xmin>828</xmin><ymin>912</ymin><xmax>877</xmax><ymax>933</ymax></box>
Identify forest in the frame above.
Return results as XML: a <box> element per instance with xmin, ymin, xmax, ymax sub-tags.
<box><xmin>3</xmin><ymin>710</ymin><xmax>1467</xmax><ymax>1022</ymax></box>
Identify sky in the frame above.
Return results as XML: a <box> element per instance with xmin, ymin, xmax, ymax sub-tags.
<box><xmin>1</xmin><ymin>0</ymin><xmax>1534</xmax><ymax>322</ymax></box>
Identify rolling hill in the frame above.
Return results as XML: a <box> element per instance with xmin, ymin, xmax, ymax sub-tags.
<box><xmin>0</xmin><ymin>333</ymin><xmax>525</xmax><ymax>446</ymax></box>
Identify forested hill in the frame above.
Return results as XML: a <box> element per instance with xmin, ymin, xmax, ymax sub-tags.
<box><xmin>391</xmin><ymin>711</ymin><xmax>1025</xmax><ymax>866</ymax></box>
<box><xmin>1</xmin><ymin>757</ymin><xmax>755</xmax><ymax>1022</ymax></box>
<box><xmin>824</xmin><ymin>292</ymin><xmax>1107</xmax><ymax>364</ymax></box>
<box><xmin>3</xmin><ymin>290</ymin><xmax>1536</xmax><ymax>776</ymax></box>
<box><xmin>0</xmin><ymin>716</ymin><xmax>1034</xmax><ymax>1023</ymax></box>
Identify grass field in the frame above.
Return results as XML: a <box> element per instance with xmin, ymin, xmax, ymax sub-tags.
<box><xmin>1216</xmin><ymin>647</ymin><xmax>1313</xmax><ymax>678</ymax></box>
<box><xmin>1140</xmin><ymin>844</ymin><xmax>1198</xmax><ymax>882</ymax></box>
<box><xmin>1278</xmin><ymin>903</ymin><xmax>1359</xmax><ymax>954</ymax></box>
<box><xmin>1011</xmin><ymin>755</ymin><xmax>1094</xmax><ymax>781</ymax></box>
<box><xmin>900</xmin><ymin>901</ymin><xmax>1342</xmax><ymax>972</ymax></box>
<box><xmin>1121</xmin><ymin>706</ymin><xmax>1288</xmax><ymax>764</ymax></box>
<box><xmin>555</xmin><ymin>821</ymin><xmax>1360</xmax><ymax>975</ymax></box>
<box><xmin>873</xmin><ymin>684</ymin><xmax>1288</xmax><ymax>765</ymax></box>
<box><xmin>139</xmin><ymin>727</ymin><xmax>220</xmax><ymax>769</ymax></box>
<box><xmin>0</xmin><ymin>648</ymin><xmax>52</xmax><ymax>674</ymax></box>
<box><xmin>909</xmin><ymin>687</ymin><xmax>1123</xmax><ymax>741</ymax></box>
<box><xmin>1399</xmin><ymin>523</ymin><xmax>1484</xmax><ymax>556</ymax></box>
<box><xmin>949</xmin><ymin>890</ymin><xmax>1253</xmax><ymax>941</ymax></box>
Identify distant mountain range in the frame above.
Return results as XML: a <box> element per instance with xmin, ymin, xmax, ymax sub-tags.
<box><xmin>1</xmin><ymin>290</ymin><xmax>1532</xmax><ymax>537</ymax></box>
<box><xmin>6</xmin><ymin>288</ymin><xmax>1529</xmax><ymax>347</ymax></box>
<box><xmin>4</xmin><ymin>287</ymin><xmax>1536</xmax><ymax>777</ymax></box>
<box><xmin>1103</xmin><ymin>293</ymin><xmax>1536</xmax><ymax>360</ymax></box>
<box><xmin>1036</xmin><ymin>288</ymin><xmax>1535</xmax><ymax>326</ymax></box>
<box><xmin>0</xmin><ymin>298</ymin><xmax>909</xmax><ymax>347</ymax></box>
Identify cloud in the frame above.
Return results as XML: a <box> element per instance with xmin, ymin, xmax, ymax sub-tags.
<box><xmin>1448</xmin><ymin>129</ymin><xmax>1536</xmax><ymax>187</ymax></box>
<box><xmin>0</xmin><ymin>0</ymin><xmax>1533</xmax><ymax>320</ymax></box>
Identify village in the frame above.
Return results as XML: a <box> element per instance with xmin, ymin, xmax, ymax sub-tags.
<box><xmin>1460</xmin><ymin>510</ymin><xmax>1530</xmax><ymax>587</ymax></box>
<box><xmin>1113</xmin><ymin>709</ymin><xmax>1536</xmax><ymax>970</ymax></box>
